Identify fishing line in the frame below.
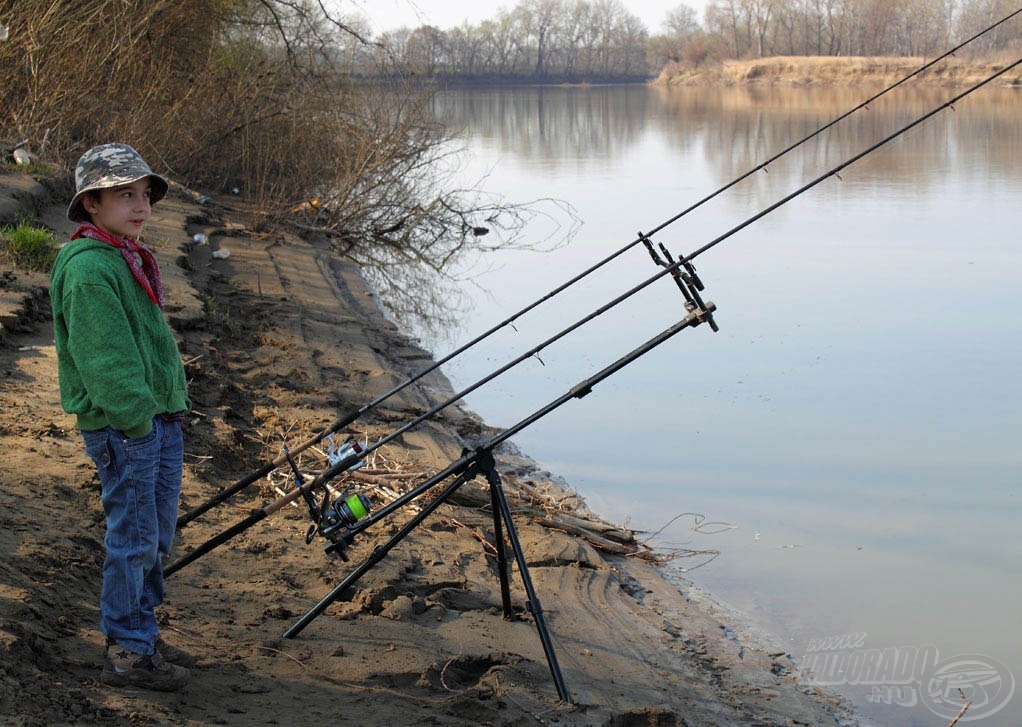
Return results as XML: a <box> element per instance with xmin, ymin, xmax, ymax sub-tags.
<box><xmin>175</xmin><ymin>8</ymin><xmax>1022</xmax><ymax>527</ymax></box>
<box><xmin>166</xmin><ymin>53</ymin><xmax>1022</xmax><ymax>577</ymax></box>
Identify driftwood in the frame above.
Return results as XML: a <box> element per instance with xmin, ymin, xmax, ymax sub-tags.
<box><xmin>428</xmin><ymin>477</ymin><xmax>646</xmax><ymax>556</ymax></box>
<box><xmin>348</xmin><ymin>469</ymin><xmax>430</xmax><ymax>487</ymax></box>
<box><xmin>515</xmin><ymin>477</ymin><xmax>588</xmax><ymax>512</ymax></box>
<box><xmin>539</xmin><ymin>511</ymin><xmax>635</xmax><ymax>545</ymax></box>
<box><xmin>537</xmin><ymin>515</ymin><xmax>639</xmax><ymax>555</ymax></box>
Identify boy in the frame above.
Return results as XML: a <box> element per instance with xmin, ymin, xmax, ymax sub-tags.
<box><xmin>50</xmin><ymin>143</ymin><xmax>192</xmax><ymax>692</ymax></box>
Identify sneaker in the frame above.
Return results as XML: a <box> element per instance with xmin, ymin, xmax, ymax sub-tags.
<box><xmin>101</xmin><ymin>645</ymin><xmax>189</xmax><ymax>692</ymax></box>
<box><xmin>155</xmin><ymin>636</ymin><xmax>198</xmax><ymax>667</ymax></box>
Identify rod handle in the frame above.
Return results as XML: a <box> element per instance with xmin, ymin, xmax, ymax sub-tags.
<box><xmin>166</xmin><ymin>510</ymin><xmax>266</xmax><ymax>577</ymax></box>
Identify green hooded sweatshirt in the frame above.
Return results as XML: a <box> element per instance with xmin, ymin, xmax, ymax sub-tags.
<box><xmin>50</xmin><ymin>237</ymin><xmax>190</xmax><ymax>438</ymax></box>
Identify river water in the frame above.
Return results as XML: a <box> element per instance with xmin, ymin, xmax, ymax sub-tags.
<box><xmin>377</xmin><ymin>83</ymin><xmax>1021</xmax><ymax>725</ymax></box>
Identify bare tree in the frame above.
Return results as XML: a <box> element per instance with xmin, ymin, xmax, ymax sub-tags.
<box><xmin>664</xmin><ymin>3</ymin><xmax>702</xmax><ymax>35</ymax></box>
<box><xmin>747</xmin><ymin>0</ymin><xmax>778</xmax><ymax>56</ymax></box>
<box><xmin>706</xmin><ymin>0</ymin><xmax>755</xmax><ymax>57</ymax></box>
<box><xmin>698</xmin><ymin>0</ymin><xmax>970</xmax><ymax>60</ymax></box>
<box><xmin>649</xmin><ymin>3</ymin><xmax>720</xmax><ymax>67</ymax></box>
<box><xmin>957</xmin><ymin>0</ymin><xmax>1022</xmax><ymax>54</ymax></box>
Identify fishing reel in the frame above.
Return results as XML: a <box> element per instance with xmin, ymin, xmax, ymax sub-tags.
<box><xmin>315</xmin><ymin>490</ymin><xmax>371</xmax><ymax>561</ymax></box>
<box><xmin>282</xmin><ymin>441</ymin><xmax>372</xmax><ymax>561</ymax></box>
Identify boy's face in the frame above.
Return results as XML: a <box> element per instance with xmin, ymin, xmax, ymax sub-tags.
<box><xmin>82</xmin><ymin>179</ymin><xmax>153</xmax><ymax>240</ymax></box>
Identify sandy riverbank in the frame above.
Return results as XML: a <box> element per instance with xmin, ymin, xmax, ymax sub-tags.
<box><xmin>0</xmin><ymin>169</ymin><xmax>855</xmax><ymax>725</ymax></box>
<box><xmin>655</xmin><ymin>55</ymin><xmax>1022</xmax><ymax>87</ymax></box>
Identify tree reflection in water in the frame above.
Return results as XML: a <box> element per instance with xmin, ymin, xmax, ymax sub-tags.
<box><xmin>351</xmin><ymin>195</ymin><xmax>580</xmax><ymax>348</ymax></box>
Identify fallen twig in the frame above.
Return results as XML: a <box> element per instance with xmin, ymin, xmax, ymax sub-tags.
<box><xmin>947</xmin><ymin>689</ymin><xmax>972</xmax><ymax>727</ymax></box>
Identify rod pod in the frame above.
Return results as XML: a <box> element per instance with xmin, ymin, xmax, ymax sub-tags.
<box><xmin>279</xmin><ymin>302</ymin><xmax>719</xmax><ymax>704</ymax></box>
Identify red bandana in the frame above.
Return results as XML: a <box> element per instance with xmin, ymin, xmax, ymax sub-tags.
<box><xmin>72</xmin><ymin>223</ymin><xmax>164</xmax><ymax>309</ymax></box>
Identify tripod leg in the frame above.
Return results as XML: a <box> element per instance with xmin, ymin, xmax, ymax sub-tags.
<box><xmin>481</xmin><ymin>460</ymin><xmax>571</xmax><ymax>704</ymax></box>
<box><xmin>489</xmin><ymin>480</ymin><xmax>514</xmax><ymax>619</ymax></box>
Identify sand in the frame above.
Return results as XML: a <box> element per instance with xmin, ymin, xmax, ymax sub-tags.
<box><xmin>0</xmin><ymin>169</ymin><xmax>855</xmax><ymax>725</ymax></box>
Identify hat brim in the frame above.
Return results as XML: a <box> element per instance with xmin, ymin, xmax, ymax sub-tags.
<box><xmin>67</xmin><ymin>173</ymin><xmax>169</xmax><ymax>223</ymax></box>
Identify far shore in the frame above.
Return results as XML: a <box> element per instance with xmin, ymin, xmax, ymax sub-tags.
<box><xmin>357</xmin><ymin>55</ymin><xmax>1022</xmax><ymax>90</ymax></box>
<box><xmin>654</xmin><ymin>54</ymin><xmax>1022</xmax><ymax>87</ymax></box>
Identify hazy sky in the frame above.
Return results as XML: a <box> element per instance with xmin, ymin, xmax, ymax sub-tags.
<box><xmin>348</xmin><ymin>0</ymin><xmax>709</xmax><ymax>35</ymax></box>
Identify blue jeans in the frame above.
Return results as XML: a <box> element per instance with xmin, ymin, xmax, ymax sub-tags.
<box><xmin>83</xmin><ymin>417</ymin><xmax>182</xmax><ymax>655</ymax></box>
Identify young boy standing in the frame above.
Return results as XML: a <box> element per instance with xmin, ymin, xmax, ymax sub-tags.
<box><xmin>50</xmin><ymin>143</ymin><xmax>192</xmax><ymax>692</ymax></box>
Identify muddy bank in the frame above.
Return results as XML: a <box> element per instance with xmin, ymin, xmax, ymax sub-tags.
<box><xmin>0</xmin><ymin>168</ymin><xmax>855</xmax><ymax>725</ymax></box>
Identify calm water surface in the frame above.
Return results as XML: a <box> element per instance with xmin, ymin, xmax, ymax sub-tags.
<box><xmin>386</xmin><ymin>84</ymin><xmax>1021</xmax><ymax>725</ymax></box>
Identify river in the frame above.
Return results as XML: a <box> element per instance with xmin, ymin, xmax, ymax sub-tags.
<box><xmin>374</xmin><ymin>82</ymin><xmax>1021</xmax><ymax>726</ymax></box>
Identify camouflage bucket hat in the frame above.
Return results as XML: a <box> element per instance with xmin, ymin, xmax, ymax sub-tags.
<box><xmin>66</xmin><ymin>143</ymin><xmax>169</xmax><ymax>222</ymax></box>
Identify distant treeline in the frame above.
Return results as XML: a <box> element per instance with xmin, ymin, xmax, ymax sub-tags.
<box><xmin>359</xmin><ymin>0</ymin><xmax>651</xmax><ymax>81</ymax></box>
<box><xmin>336</xmin><ymin>0</ymin><xmax>1022</xmax><ymax>82</ymax></box>
<box><xmin>694</xmin><ymin>0</ymin><xmax>1020</xmax><ymax>60</ymax></box>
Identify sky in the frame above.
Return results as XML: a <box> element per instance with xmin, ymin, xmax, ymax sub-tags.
<box><xmin>343</xmin><ymin>0</ymin><xmax>710</xmax><ymax>35</ymax></box>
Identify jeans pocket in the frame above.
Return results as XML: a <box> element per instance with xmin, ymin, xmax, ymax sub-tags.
<box><xmin>83</xmin><ymin>429</ymin><xmax>113</xmax><ymax>470</ymax></box>
<box><xmin>122</xmin><ymin>423</ymin><xmax>159</xmax><ymax>454</ymax></box>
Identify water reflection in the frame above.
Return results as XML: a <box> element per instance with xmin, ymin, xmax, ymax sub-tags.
<box><xmin>356</xmin><ymin>194</ymin><xmax>581</xmax><ymax>343</ymax></box>
<box><xmin>435</xmin><ymin>84</ymin><xmax>1022</xmax><ymax>198</ymax></box>
<box><xmin>357</xmin><ymin>251</ymin><xmax>469</xmax><ymax>342</ymax></box>
<box><xmin>663</xmin><ymin>85</ymin><xmax>1022</xmax><ymax>198</ymax></box>
<box><xmin>433</xmin><ymin>85</ymin><xmax>651</xmax><ymax>168</ymax></box>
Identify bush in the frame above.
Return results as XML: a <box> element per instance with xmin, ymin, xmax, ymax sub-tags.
<box><xmin>1</xmin><ymin>220</ymin><xmax>59</xmax><ymax>272</ymax></box>
<box><xmin>0</xmin><ymin>2</ymin><xmax>449</xmax><ymax>214</ymax></box>
<box><xmin>0</xmin><ymin>2</ymin><xmax>500</xmax><ymax>252</ymax></box>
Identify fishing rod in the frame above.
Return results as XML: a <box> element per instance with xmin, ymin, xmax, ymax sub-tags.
<box><xmin>165</xmin><ymin>56</ymin><xmax>1022</xmax><ymax>578</ymax></box>
<box><xmin>166</xmin><ymin>241</ymin><xmax>718</xmax><ymax>575</ymax></box>
<box><xmin>174</xmin><ymin>8</ymin><xmax>1022</xmax><ymax>528</ymax></box>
